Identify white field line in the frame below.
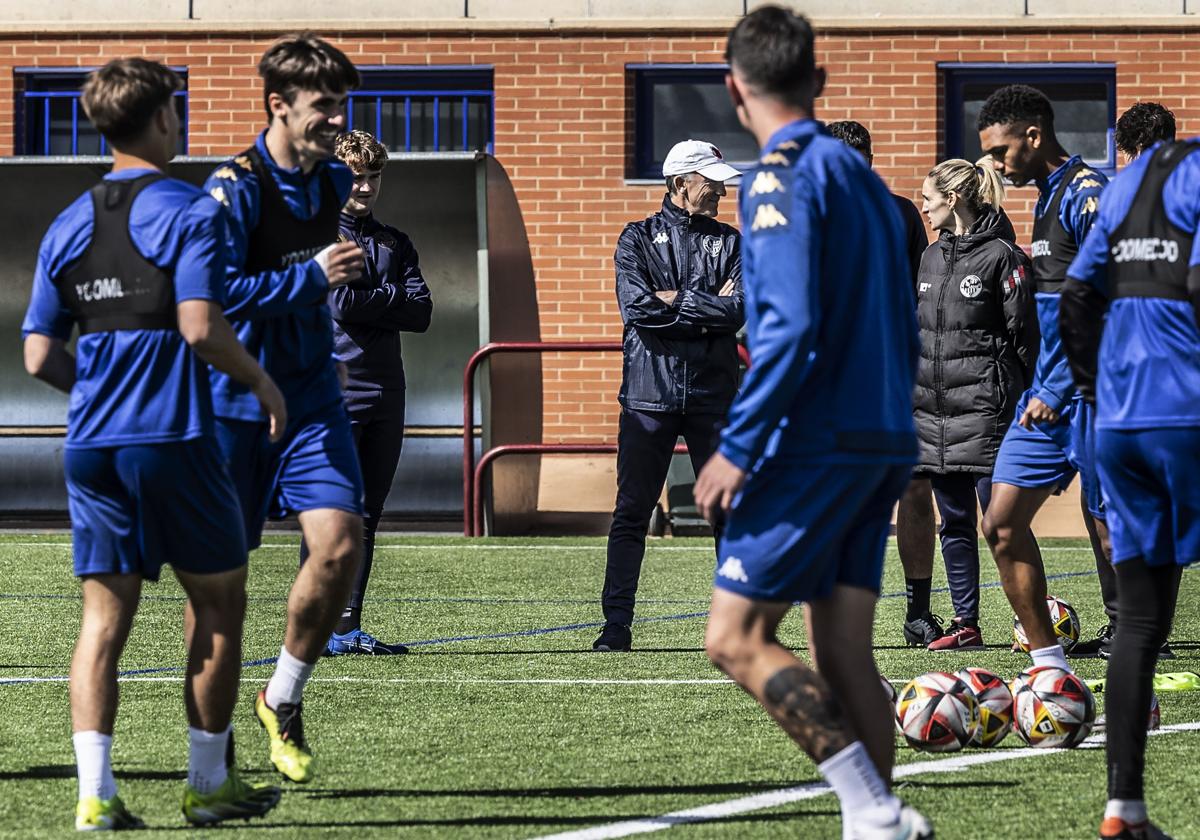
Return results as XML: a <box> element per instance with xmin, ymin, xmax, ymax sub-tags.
<box><xmin>530</xmin><ymin>722</ymin><xmax>1200</xmax><ymax>840</ymax></box>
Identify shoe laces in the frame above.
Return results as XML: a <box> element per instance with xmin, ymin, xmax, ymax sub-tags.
<box><xmin>274</xmin><ymin>702</ymin><xmax>308</xmax><ymax>749</ymax></box>
<box><xmin>924</xmin><ymin>613</ymin><xmax>944</xmax><ymax>628</ymax></box>
<box><xmin>1096</xmin><ymin>623</ymin><xmax>1115</xmax><ymax>640</ymax></box>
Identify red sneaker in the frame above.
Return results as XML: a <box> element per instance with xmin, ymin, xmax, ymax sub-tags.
<box><xmin>927</xmin><ymin>621</ymin><xmax>983</xmax><ymax>651</ymax></box>
<box><xmin>1099</xmin><ymin>816</ymin><xmax>1173</xmax><ymax>839</ymax></box>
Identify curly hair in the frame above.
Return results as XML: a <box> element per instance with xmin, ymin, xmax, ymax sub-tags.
<box><xmin>336</xmin><ymin>129</ymin><xmax>389</xmax><ymax>172</ymax></box>
<box><xmin>976</xmin><ymin>84</ymin><xmax>1055</xmax><ymax>133</ymax></box>
<box><xmin>1115</xmin><ymin>102</ymin><xmax>1176</xmax><ymax>158</ymax></box>
<box><xmin>827</xmin><ymin>120</ymin><xmax>872</xmax><ymax>157</ymax></box>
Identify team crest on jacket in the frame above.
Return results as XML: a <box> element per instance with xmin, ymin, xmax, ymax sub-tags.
<box><xmin>702</xmin><ymin>235</ymin><xmax>723</xmax><ymax>257</ymax></box>
<box><xmin>959</xmin><ymin>275</ymin><xmax>983</xmax><ymax>298</ymax></box>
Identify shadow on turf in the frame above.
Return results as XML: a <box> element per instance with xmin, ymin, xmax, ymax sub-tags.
<box><xmin>305</xmin><ymin>780</ymin><xmax>810</xmax><ymax>799</ymax></box>
<box><xmin>151</xmin><ymin>811</ymin><xmax>843</xmax><ymax>830</ymax></box>
<box><xmin>0</xmin><ymin>765</ymin><xmax>274</xmax><ymax>782</ymax></box>
<box><xmin>410</xmin><ymin>647</ymin><xmax>707</xmax><ymax>655</ymax></box>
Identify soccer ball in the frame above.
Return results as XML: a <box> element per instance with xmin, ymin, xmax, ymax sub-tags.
<box><xmin>895</xmin><ymin>672</ymin><xmax>979</xmax><ymax>753</ymax></box>
<box><xmin>1013</xmin><ymin>595</ymin><xmax>1082</xmax><ymax>652</ymax></box>
<box><xmin>955</xmin><ymin>667</ymin><xmax>1013</xmax><ymax>748</ymax></box>
<box><xmin>1011</xmin><ymin>666</ymin><xmax>1096</xmax><ymax>748</ymax></box>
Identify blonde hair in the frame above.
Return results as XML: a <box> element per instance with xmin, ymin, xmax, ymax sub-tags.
<box><xmin>926</xmin><ymin>157</ymin><xmax>1005</xmax><ymax>213</ymax></box>
<box><xmin>336</xmin><ymin>129</ymin><xmax>388</xmax><ymax>173</ymax></box>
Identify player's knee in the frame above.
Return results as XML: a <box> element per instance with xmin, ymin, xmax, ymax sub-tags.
<box><xmin>981</xmin><ymin>512</ymin><xmax>1008</xmax><ymax>549</ymax></box>
<box><xmin>704</xmin><ymin>622</ymin><xmax>757</xmax><ymax>675</ymax></box>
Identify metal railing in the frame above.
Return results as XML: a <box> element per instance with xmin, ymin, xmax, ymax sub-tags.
<box><xmin>346</xmin><ymin>88</ymin><xmax>494</xmax><ymax>154</ymax></box>
<box><xmin>463</xmin><ymin>341</ymin><xmax>750</xmax><ymax>536</ymax></box>
<box><xmin>21</xmin><ymin>89</ymin><xmax>188</xmax><ymax>156</ymax></box>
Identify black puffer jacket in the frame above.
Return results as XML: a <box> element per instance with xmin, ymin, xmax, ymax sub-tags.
<box><xmin>615</xmin><ymin>195</ymin><xmax>744</xmax><ymax>413</ymax></box>
<box><xmin>914</xmin><ymin>207</ymin><xmax>1039</xmax><ymax>473</ymax></box>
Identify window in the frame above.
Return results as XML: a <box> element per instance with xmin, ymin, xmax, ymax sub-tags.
<box><xmin>942</xmin><ymin>63</ymin><xmax>1116</xmax><ymax>174</ymax></box>
<box><xmin>349</xmin><ymin>67</ymin><xmax>493</xmax><ymax>154</ymax></box>
<box><xmin>15</xmin><ymin>67</ymin><xmax>188</xmax><ymax>156</ymax></box>
<box><xmin>629</xmin><ymin>65</ymin><xmax>757</xmax><ymax>180</ymax></box>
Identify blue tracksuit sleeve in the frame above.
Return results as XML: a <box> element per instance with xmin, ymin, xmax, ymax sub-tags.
<box><xmin>204</xmin><ymin>166</ymin><xmax>328</xmax><ymax>320</ymax></box>
<box><xmin>673</xmin><ymin>236</ymin><xmax>744</xmax><ymax>334</ymax></box>
<box><xmin>719</xmin><ymin>175</ymin><xmax>821</xmax><ymax>471</ymax></box>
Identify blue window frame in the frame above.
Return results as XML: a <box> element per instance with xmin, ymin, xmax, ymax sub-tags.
<box><xmin>942</xmin><ymin>63</ymin><xmax>1117</xmax><ymax>175</ymax></box>
<box><xmin>348</xmin><ymin>66</ymin><xmax>493</xmax><ymax>154</ymax></box>
<box><xmin>629</xmin><ymin>64</ymin><xmax>757</xmax><ymax>180</ymax></box>
<box><xmin>16</xmin><ymin>67</ymin><xmax>188</xmax><ymax>156</ymax></box>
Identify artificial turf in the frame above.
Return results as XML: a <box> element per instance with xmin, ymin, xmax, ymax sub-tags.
<box><xmin>0</xmin><ymin>533</ymin><xmax>1196</xmax><ymax>838</ymax></box>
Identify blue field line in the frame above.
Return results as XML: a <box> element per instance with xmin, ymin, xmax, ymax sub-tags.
<box><xmin>0</xmin><ymin>592</ymin><xmax>709</xmax><ymax>607</ymax></box>
<box><xmin>0</xmin><ymin>568</ymin><xmax>1099</xmax><ymax>687</ymax></box>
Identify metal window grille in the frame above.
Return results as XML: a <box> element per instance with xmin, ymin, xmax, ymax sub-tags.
<box><xmin>16</xmin><ymin>68</ymin><xmax>188</xmax><ymax>157</ymax></box>
<box><xmin>347</xmin><ymin>68</ymin><xmax>494</xmax><ymax>154</ymax></box>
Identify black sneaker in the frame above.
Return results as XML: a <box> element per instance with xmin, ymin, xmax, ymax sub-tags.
<box><xmin>1159</xmin><ymin>642</ymin><xmax>1175</xmax><ymax>660</ymax></box>
<box><xmin>902</xmin><ymin>612</ymin><xmax>944</xmax><ymax>647</ymax></box>
<box><xmin>593</xmin><ymin>623</ymin><xmax>632</xmax><ymax>652</ymax></box>
<box><xmin>1071</xmin><ymin>624</ymin><xmax>1114</xmax><ymax>659</ymax></box>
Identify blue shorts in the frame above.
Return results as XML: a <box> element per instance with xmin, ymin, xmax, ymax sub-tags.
<box><xmin>1096</xmin><ymin>427</ymin><xmax>1200</xmax><ymax>568</ymax></box>
<box><xmin>65</xmin><ymin>436</ymin><xmax>247</xmax><ymax>581</ymax></box>
<box><xmin>215</xmin><ymin>402</ymin><xmax>365</xmax><ymax>550</ymax></box>
<box><xmin>991</xmin><ymin>390</ymin><xmax>1076</xmax><ymax>493</ymax></box>
<box><xmin>715</xmin><ymin>460</ymin><xmax>912</xmax><ymax>604</ymax></box>
<box><xmin>1068</xmin><ymin>399</ymin><xmax>1105</xmax><ymax>520</ymax></box>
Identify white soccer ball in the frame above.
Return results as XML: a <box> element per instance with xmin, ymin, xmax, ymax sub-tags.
<box><xmin>1013</xmin><ymin>595</ymin><xmax>1082</xmax><ymax>652</ymax></box>
<box><xmin>895</xmin><ymin>672</ymin><xmax>979</xmax><ymax>753</ymax></box>
<box><xmin>955</xmin><ymin>667</ymin><xmax>1013</xmax><ymax>748</ymax></box>
<box><xmin>1011</xmin><ymin>666</ymin><xmax>1096</xmax><ymax>748</ymax></box>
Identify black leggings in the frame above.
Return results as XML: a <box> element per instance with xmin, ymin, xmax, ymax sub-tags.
<box><xmin>1106</xmin><ymin>559</ymin><xmax>1182</xmax><ymax>800</ymax></box>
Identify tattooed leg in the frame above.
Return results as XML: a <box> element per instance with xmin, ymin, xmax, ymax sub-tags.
<box><xmin>761</xmin><ymin>665</ymin><xmax>852</xmax><ymax>762</ymax></box>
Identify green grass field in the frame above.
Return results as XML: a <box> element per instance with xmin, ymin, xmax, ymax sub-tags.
<box><xmin>1</xmin><ymin>533</ymin><xmax>1197</xmax><ymax>838</ymax></box>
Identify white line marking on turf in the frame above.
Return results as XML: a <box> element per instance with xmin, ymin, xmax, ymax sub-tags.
<box><xmin>0</xmin><ymin>675</ymin><xmax>736</xmax><ymax>686</ymax></box>
<box><xmin>529</xmin><ymin>722</ymin><xmax>1200</xmax><ymax>840</ymax></box>
<box><xmin>0</xmin><ymin>541</ymin><xmax>1092</xmax><ymax>552</ymax></box>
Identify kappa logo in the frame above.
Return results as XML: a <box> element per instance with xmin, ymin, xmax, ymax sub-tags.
<box><xmin>1078</xmin><ymin>178</ymin><xmax>1103</xmax><ymax>189</ymax></box>
<box><xmin>652</xmin><ymin>231</ymin><xmax>669</xmax><ymax>245</ymax></box>
<box><xmin>751</xmin><ymin>203</ymin><xmax>788</xmax><ymax>231</ymax></box>
<box><xmin>760</xmin><ymin>152</ymin><xmax>790</xmax><ymax>166</ymax></box>
<box><xmin>1072</xmin><ymin>168</ymin><xmax>1097</xmax><ymax>182</ymax></box>
<box><xmin>702</xmin><ymin>235</ymin><xmax>723</xmax><ymax>257</ymax></box>
<box><xmin>748</xmin><ymin>170</ymin><xmax>785</xmax><ymax>197</ymax></box>
<box><xmin>717</xmin><ymin>557</ymin><xmax>749</xmax><ymax>584</ymax></box>
<box><xmin>959</xmin><ymin>274</ymin><xmax>983</xmax><ymax>298</ymax></box>
<box><xmin>1082</xmin><ymin>196</ymin><xmax>1099</xmax><ymax>215</ymax></box>
<box><xmin>211</xmin><ymin>166</ymin><xmax>240</xmax><ymax>183</ymax></box>
<box><xmin>918</xmin><ymin>282</ymin><xmax>932</xmax><ymax>294</ymax></box>
<box><xmin>208</xmin><ymin>185</ymin><xmax>230</xmax><ymax>208</ymax></box>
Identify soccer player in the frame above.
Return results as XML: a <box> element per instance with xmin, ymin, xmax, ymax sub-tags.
<box><xmin>22</xmin><ymin>58</ymin><xmax>286</xmax><ymax>829</ymax></box>
<box><xmin>975</xmin><ymin>85</ymin><xmax>1108</xmax><ymax>662</ymax></box>
<box><xmin>315</xmin><ymin>129</ymin><xmax>433</xmax><ymax>655</ymax></box>
<box><xmin>1059</xmin><ymin>138</ymin><xmax>1200</xmax><ymax>840</ymax></box>
<box><xmin>202</xmin><ymin>34</ymin><xmax>365</xmax><ymax>783</ymax></box>
<box><xmin>695</xmin><ymin>9</ymin><xmax>930</xmax><ymax>838</ymax></box>
<box><xmin>1115</xmin><ymin>102</ymin><xmax>1176</xmax><ymax>164</ymax></box>
<box><xmin>826</xmin><ymin>118</ymin><xmax>942</xmax><ymax>646</ymax></box>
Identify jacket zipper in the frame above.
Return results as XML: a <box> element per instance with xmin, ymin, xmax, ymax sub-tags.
<box><xmin>680</xmin><ymin>220</ymin><xmax>690</xmax><ymax>414</ymax></box>
<box><xmin>934</xmin><ymin>238</ymin><xmax>957</xmax><ymax>470</ymax></box>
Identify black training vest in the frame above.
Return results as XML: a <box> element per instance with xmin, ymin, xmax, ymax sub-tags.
<box><xmin>1030</xmin><ymin>160</ymin><xmax>1087</xmax><ymax>294</ymax></box>
<box><xmin>56</xmin><ymin>174</ymin><xmax>176</xmax><ymax>335</ymax></box>
<box><xmin>241</xmin><ymin>145</ymin><xmax>340</xmax><ymax>274</ymax></box>
<box><xmin>1108</xmin><ymin>142</ymin><xmax>1200</xmax><ymax>302</ymax></box>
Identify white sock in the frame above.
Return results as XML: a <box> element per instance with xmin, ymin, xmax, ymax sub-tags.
<box><xmin>1105</xmin><ymin>799</ymin><xmax>1148</xmax><ymax>824</ymax></box>
<box><xmin>818</xmin><ymin>742</ymin><xmax>900</xmax><ymax>831</ymax></box>
<box><xmin>1030</xmin><ymin>643</ymin><xmax>1070</xmax><ymax>672</ymax></box>
<box><xmin>72</xmin><ymin>731</ymin><xmax>116</xmax><ymax>801</ymax></box>
<box><xmin>265</xmin><ymin>646</ymin><xmax>316</xmax><ymax>709</ymax></box>
<box><xmin>187</xmin><ymin>726</ymin><xmax>230</xmax><ymax>795</ymax></box>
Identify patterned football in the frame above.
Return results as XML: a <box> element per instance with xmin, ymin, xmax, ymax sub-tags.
<box><xmin>1013</xmin><ymin>595</ymin><xmax>1082</xmax><ymax>652</ymax></box>
<box><xmin>895</xmin><ymin>672</ymin><xmax>979</xmax><ymax>753</ymax></box>
<box><xmin>956</xmin><ymin>667</ymin><xmax>1014</xmax><ymax>748</ymax></box>
<box><xmin>1011</xmin><ymin>666</ymin><xmax>1096</xmax><ymax>748</ymax></box>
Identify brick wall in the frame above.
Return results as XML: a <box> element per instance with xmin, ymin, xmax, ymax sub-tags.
<box><xmin>2</xmin><ymin>28</ymin><xmax>1196</xmax><ymax>444</ymax></box>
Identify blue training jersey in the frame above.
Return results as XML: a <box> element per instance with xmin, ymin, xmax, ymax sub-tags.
<box><xmin>1068</xmin><ymin>140</ymin><xmax>1200</xmax><ymax>430</ymax></box>
<box><xmin>203</xmin><ymin>132</ymin><xmax>353</xmax><ymax>422</ymax></box>
<box><xmin>1030</xmin><ymin>155</ymin><xmax>1107</xmax><ymax>412</ymax></box>
<box><xmin>22</xmin><ymin>169</ymin><xmax>225</xmax><ymax>448</ymax></box>
<box><xmin>718</xmin><ymin>119</ymin><xmax>919</xmax><ymax>470</ymax></box>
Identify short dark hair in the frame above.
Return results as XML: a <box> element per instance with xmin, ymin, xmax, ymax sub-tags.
<box><xmin>1115</xmin><ymin>102</ymin><xmax>1176</xmax><ymax>158</ymax></box>
<box><xmin>80</xmin><ymin>58</ymin><xmax>182</xmax><ymax>145</ymax></box>
<box><xmin>827</xmin><ymin>120</ymin><xmax>872</xmax><ymax>156</ymax></box>
<box><xmin>258</xmin><ymin>32</ymin><xmax>360</xmax><ymax>119</ymax></box>
<box><xmin>976</xmin><ymin>84</ymin><xmax>1055</xmax><ymax>135</ymax></box>
<box><xmin>725</xmin><ymin>5</ymin><xmax>816</xmax><ymax>107</ymax></box>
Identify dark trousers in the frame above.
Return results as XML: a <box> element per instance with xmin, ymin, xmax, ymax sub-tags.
<box><xmin>928</xmin><ymin>472</ymin><xmax>993</xmax><ymax>625</ymax></box>
<box><xmin>300</xmin><ymin>389</ymin><xmax>406</xmax><ymax>618</ymax></box>
<box><xmin>602</xmin><ymin>408</ymin><xmax>724</xmax><ymax>625</ymax></box>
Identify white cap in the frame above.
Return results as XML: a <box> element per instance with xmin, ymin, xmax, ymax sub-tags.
<box><xmin>662</xmin><ymin>139</ymin><xmax>741</xmax><ymax>181</ymax></box>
